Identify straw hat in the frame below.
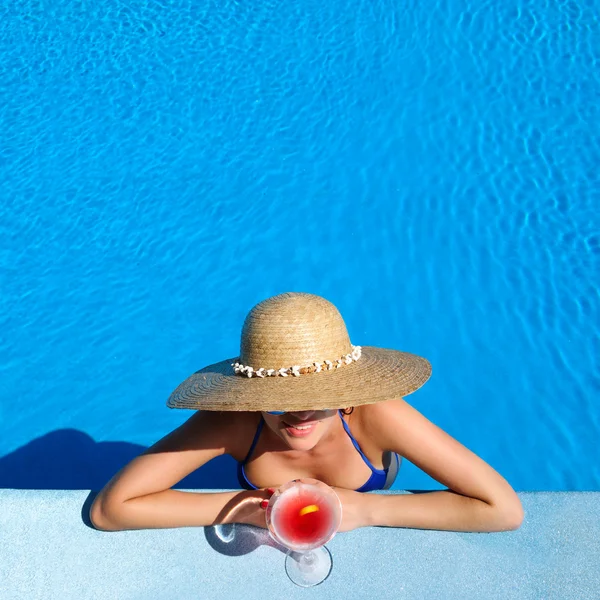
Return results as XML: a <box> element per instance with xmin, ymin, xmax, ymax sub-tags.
<box><xmin>167</xmin><ymin>292</ymin><xmax>431</xmax><ymax>412</ymax></box>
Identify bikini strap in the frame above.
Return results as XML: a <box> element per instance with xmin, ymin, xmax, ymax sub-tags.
<box><xmin>338</xmin><ymin>410</ymin><xmax>385</xmax><ymax>473</ymax></box>
<box><xmin>242</xmin><ymin>416</ymin><xmax>265</xmax><ymax>464</ymax></box>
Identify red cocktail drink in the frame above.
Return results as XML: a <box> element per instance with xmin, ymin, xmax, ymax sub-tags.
<box><xmin>272</xmin><ymin>490</ymin><xmax>336</xmax><ymax>547</ymax></box>
<box><xmin>266</xmin><ymin>478</ymin><xmax>342</xmax><ymax>586</ymax></box>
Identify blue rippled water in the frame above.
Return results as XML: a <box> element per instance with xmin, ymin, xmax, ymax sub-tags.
<box><xmin>0</xmin><ymin>0</ymin><xmax>598</xmax><ymax>491</ymax></box>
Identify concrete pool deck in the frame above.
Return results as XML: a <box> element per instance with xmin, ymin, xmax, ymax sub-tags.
<box><xmin>0</xmin><ymin>490</ymin><xmax>598</xmax><ymax>600</ymax></box>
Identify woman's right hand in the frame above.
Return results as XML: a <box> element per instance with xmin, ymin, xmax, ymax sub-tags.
<box><xmin>218</xmin><ymin>487</ymin><xmax>275</xmax><ymax>528</ymax></box>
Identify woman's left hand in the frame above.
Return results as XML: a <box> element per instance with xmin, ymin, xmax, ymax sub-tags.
<box><xmin>331</xmin><ymin>486</ymin><xmax>371</xmax><ymax>532</ymax></box>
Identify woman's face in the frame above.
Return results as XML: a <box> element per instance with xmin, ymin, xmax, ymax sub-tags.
<box><xmin>262</xmin><ymin>409</ymin><xmax>338</xmax><ymax>450</ymax></box>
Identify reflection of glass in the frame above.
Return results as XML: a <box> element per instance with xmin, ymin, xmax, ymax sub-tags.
<box><xmin>266</xmin><ymin>478</ymin><xmax>342</xmax><ymax>587</ymax></box>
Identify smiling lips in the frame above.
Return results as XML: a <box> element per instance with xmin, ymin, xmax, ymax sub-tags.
<box><xmin>283</xmin><ymin>420</ymin><xmax>318</xmax><ymax>438</ymax></box>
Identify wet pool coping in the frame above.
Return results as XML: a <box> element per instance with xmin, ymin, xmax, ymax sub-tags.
<box><xmin>1</xmin><ymin>490</ymin><xmax>598</xmax><ymax>599</ymax></box>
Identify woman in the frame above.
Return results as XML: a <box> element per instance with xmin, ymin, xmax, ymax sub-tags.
<box><xmin>90</xmin><ymin>293</ymin><xmax>523</xmax><ymax>533</ymax></box>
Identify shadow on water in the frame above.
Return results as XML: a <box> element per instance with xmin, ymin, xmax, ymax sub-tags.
<box><xmin>0</xmin><ymin>428</ymin><xmax>240</xmax><ymax>490</ymax></box>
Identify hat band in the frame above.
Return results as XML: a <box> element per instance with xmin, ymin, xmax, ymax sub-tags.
<box><xmin>232</xmin><ymin>345</ymin><xmax>362</xmax><ymax>378</ymax></box>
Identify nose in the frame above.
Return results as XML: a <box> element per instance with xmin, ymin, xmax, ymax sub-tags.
<box><xmin>289</xmin><ymin>411</ymin><xmax>316</xmax><ymax>421</ymax></box>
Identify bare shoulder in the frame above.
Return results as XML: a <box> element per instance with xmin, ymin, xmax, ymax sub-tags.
<box><xmin>353</xmin><ymin>398</ymin><xmax>432</xmax><ymax>454</ymax></box>
<box><xmin>148</xmin><ymin>410</ymin><xmax>259</xmax><ymax>458</ymax></box>
<box><xmin>355</xmin><ymin>398</ymin><xmax>522</xmax><ymax>513</ymax></box>
<box><xmin>92</xmin><ymin>411</ymin><xmax>263</xmax><ymax>506</ymax></box>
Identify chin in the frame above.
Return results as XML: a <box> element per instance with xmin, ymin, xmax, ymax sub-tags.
<box><xmin>284</xmin><ymin>439</ymin><xmax>320</xmax><ymax>453</ymax></box>
<box><xmin>280</xmin><ymin>425</ymin><xmax>322</xmax><ymax>450</ymax></box>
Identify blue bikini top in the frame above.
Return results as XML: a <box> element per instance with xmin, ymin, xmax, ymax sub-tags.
<box><xmin>237</xmin><ymin>410</ymin><xmax>400</xmax><ymax>492</ymax></box>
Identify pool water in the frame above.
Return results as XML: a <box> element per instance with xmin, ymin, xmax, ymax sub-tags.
<box><xmin>0</xmin><ymin>0</ymin><xmax>598</xmax><ymax>492</ymax></box>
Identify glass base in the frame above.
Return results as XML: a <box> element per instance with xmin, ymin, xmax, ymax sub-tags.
<box><xmin>285</xmin><ymin>546</ymin><xmax>333</xmax><ymax>587</ymax></box>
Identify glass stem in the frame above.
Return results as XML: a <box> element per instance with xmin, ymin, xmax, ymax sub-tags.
<box><xmin>295</xmin><ymin>551</ymin><xmax>317</xmax><ymax>572</ymax></box>
<box><xmin>303</xmin><ymin>551</ymin><xmax>316</xmax><ymax>565</ymax></box>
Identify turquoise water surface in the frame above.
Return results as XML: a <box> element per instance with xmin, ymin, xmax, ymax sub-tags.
<box><xmin>0</xmin><ymin>0</ymin><xmax>598</xmax><ymax>491</ymax></box>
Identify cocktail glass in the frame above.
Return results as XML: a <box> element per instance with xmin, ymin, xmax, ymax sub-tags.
<box><xmin>265</xmin><ymin>478</ymin><xmax>342</xmax><ymax>587</ymax></box>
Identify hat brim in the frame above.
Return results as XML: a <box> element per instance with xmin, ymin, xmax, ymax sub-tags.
<box><xmin>166</xmin><ymin>346</ymin><xmax>431</xmax><ymax>412</ymax></box>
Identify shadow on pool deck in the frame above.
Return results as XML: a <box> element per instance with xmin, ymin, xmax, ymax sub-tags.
<box><xmin>204</xmin><ymin>523</ymin><xmax>287</xmax><ymax>557</ymax></box>
<box><xmin>0</xmin><ymin>428</ymin><xmax>240</xmax><ymax>490</ymax></box>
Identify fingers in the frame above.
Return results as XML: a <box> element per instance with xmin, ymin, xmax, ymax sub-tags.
<box><xmin>259</xmin><ymin>487</ymin><xmax>276</xmax><ymax>510</ymax></box>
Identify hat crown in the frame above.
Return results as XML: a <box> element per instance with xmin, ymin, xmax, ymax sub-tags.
<box><xmin>240</xmin><ymin>293</ymin><xmax>352</xmax><ymax>369</ymax></box>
